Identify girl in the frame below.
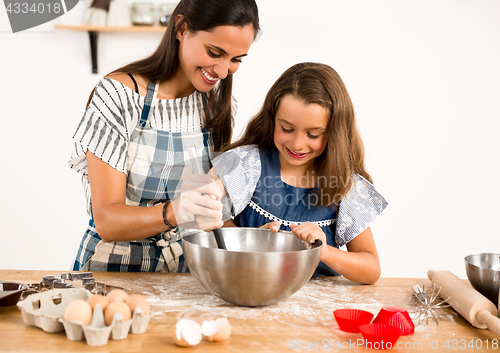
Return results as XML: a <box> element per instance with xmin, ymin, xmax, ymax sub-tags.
<box><xmin>69</xmin><ymin>0</ymin><xmax>260</xmax><ymax>272</ymax></box>
<box><xmin>213</xmin><ymin>62</ymin><xmax>387</xmax><ymax>284</ymax></box>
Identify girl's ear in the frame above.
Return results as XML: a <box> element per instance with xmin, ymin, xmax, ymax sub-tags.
<box><xmin>175</xmin><ymin>14</ymin><xmax>187</xmax><ymax>38</ymax></box>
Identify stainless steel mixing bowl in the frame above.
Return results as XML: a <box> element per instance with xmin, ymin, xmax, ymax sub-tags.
<box><xmin>182</xmin><ymin>228</ymin><xmax>322</xmax><ymax>307</ymax></box>
<box><xmin>464</xmin><ymin>253</ymin><xmax>500</xmax><ymax>308</ymax></box>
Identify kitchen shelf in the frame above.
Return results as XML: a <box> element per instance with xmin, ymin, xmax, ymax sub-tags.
<box><xmin>55</xmin><ymin>25</ymin><xmax>166</xmax><ymax>73</ymax></box>
<box><xmin>55</xmin><ymin>25</ymin><xmax>166</xmax><ymax>33</ymax></box>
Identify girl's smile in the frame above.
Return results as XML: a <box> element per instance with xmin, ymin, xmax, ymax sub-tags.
<box><xmin>274</xmin><ymin>95</ymin><xmax>329</xmax><ymax>173</ymax></box>
<box><xmin>285</xmin><ymin>146</ymin><xmax>310</xmax><ymax>159</ymax></box>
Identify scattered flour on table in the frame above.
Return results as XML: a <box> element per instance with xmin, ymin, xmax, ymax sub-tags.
<box><xmin>136</xmin><ymin>276</ymin><xmax>460</xmax><ymax>335</ymax></box>
<box><xmin>143</xmin><ymin>277</ymin><xmax>392</xmax><ymax>326</ymax></box>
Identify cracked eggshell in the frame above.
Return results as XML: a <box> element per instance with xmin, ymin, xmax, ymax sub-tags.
<box><xmin>173</xmin><ymin>319</ymin><xmax>202</xmax><ymax>347</ymax></box>
<box><xmin>202</xmin><ymin>318</ymin><xmax>232</xmax><ymax>342</ymax></box>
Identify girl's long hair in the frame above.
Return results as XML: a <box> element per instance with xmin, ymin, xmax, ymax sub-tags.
<box><xmin>92</xmin><ymin>0</ymin><xmax>260</xmax><ymax>151</ymax></box>
<box><xmin>226</xmin><ymin>62</ymin><xmax>372</xmax><ymax>206</ymax></box>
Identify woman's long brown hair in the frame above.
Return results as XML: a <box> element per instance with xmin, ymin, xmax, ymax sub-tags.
<box><xmin>86</xmin><ymin>0</ymin><xmax>260</xmax><ymax>151</ymax></box>
<box><xmin>226</xmin><ymin>62</ymin><xmax>372</xmax><ymax>206</ymax></box>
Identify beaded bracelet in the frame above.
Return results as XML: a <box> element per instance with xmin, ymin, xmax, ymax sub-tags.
<box><xmin>162</xmin><ymin>200</ymin><xmax>174</xmax><ymax>229</ymax></box>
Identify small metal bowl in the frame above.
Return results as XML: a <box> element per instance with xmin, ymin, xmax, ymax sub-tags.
<box><xmin>464</xmin><ymin>253</ymin><xmax>500</xmax><ymax>307</ymax></box>
<box><xmin>182</xmin><ymin>228</ymin><xmax>322</xmax><ymax>307</ymax></box>
<box><xmin>0</xmin><ymin>280</ymin><xmax>28</xmax><ymax>306</ymax></box>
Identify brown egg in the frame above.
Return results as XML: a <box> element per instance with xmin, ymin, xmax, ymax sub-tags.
<box><xmin>106</xmin><ymin>289</ymin><xmax>129</xmax><ymax>302</ymax></box>
<box><xmin>63</xmin><ymin>299</ymin><xmax>92</xmax><ymax>326</ymax></box>
<box><xmin>87</xmin><ymin>294</ymin><xmax>109</xmax><ymax>311</ymax></box>
<box><xmin>202</xmin><ymin>318</ymin><xmax>232</xmax><ymax>342</ymax></box>
<box><xmin>173</xmin><ymin>319</ymin><xmax>202</xmax><ymax>347</ymax></box>
<box><xmin>104</xmin><ymin>300</ymin><xmax>131</xmax><ymax>325</ymax></box>
<box><xmin>126</xmin><ymin>294</ymin><xmax>151</xmax><ymax>316</ymax></box>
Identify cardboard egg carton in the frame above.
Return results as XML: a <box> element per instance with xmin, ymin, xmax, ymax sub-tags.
<box><xmin>60</xmin><ymin>303</ymin><xmax>150</xmax><ymax>346</ymax></box>
<box><xmin>17</xmin><ymin>288</ymin><xmax>151</xmax><ymax>347</ymax></box>
<box><xmin>17</xmin><ymin>288</ymin><xmax>93</xmax><ymax>332</ymax></box>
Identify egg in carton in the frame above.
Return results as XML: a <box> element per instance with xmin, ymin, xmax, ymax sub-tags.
<box><xmin>17</xmin><ymin>287</ymin><xmax>151</xmax><ymax>347</ymax></box>
<box><xmin>60</xmin><ymin>303</ymin><xmax>151</xmax><ymax>346</ymax></box>
<box><xmin>60</xmin><ymin>303</ymin><xmax>124</xmax><ymax>346</ymax></box>
<box><xmin>17</xmin><ymin>288</ymin><xmax>92</xmax><ymax>333</ymax></box>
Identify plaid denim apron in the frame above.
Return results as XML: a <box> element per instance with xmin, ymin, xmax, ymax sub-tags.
<box><xmin>72</xmin><ymin>81</ymin><xmax>212</xmax><ymax>272</ymax></box>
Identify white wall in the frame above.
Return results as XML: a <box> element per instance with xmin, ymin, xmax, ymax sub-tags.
<box><xmin>1</xmin><ymin>0</ymin><xmax>499</xmax><ymax>279</ymax></box>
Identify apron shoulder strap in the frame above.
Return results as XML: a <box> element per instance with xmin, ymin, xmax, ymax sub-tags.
<box><xmin>138</xmin><ymin>80</ymin><xmax>159</xmax><ymax>127</ymax></box>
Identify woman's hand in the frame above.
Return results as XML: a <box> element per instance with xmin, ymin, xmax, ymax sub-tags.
<box><xmin>88</xmin><ymin>151</ymin><xmax>224</xmax><ymax>240</ymax></box>
<box><xmin>259</xmin><ymin>221</ymin><xmax>281</xmax><ymax>232</ymax></box>
<box><xmin>290</xmin><ymin>222</ymin><xmax>328</xmax><ymax>259</ymax></box>
<box><xmin>171</xmin><ymin>173</ymin><xmax>224</xmax><ymax>231</ymax></box>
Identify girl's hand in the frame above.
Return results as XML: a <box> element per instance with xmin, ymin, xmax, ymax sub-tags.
<box><xmin>259</xmin><ymin>221</ymin><xmax>281</xmax><ymax>233</ymax></box>
<box><xmin>171</xmin><ymin>173</ymin><xmax>224</xmax><ymax>230</ymax></box>
<box><xmin>290</xmin><ymin>222</ymin><xmax>328</xmax><ymax>259</ymax></box>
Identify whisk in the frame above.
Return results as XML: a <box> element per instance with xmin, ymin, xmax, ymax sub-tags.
<box><xmin>411</xmin><ymin>284</ymin><xmax>451</xmax><ymax>325</ymax></box>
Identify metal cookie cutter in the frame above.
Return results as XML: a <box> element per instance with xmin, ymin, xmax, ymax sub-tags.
<box><xmin>44</xmin><ymin>272</ymin><xmax>94</xmax><ymax>288</ymax></box>
<box><xmin>21</xmin><ymin>272</ymin><xmax>129</xmax><ymax>300</ymax></box>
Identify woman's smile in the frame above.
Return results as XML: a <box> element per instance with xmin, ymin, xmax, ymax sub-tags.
<box><xmin>200</xmin><ymin>67</ymin><xmax>219</xmax><ymax>84</ymax></box>
<box><xmin>177</xmin><ymin>24</ymin><xmax>254</xmax><ymax>94</ymax></box>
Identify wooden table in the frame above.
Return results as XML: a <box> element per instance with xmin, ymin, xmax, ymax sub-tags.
<box><xmin>0</xmin><ymin>270</ymin><xmax>498</xmax><ymax>352</ymax></box>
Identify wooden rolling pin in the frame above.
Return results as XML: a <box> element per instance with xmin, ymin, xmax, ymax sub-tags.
<box><xmin>428</xmin><ymin>269</ymin><xmax>500</xmax><ymax>334</ymax></box>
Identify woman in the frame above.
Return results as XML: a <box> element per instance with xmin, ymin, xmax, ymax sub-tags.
<box><xmin>69</xmin><ymin>0</ymin><xmax>260</xmax><ymax>272</ymax></box>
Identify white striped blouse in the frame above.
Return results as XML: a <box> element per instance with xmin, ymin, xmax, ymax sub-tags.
<box><xmin>68</xmin><ymin>77</ymin><xmax>207</xmax><ymax>215</ymax></box>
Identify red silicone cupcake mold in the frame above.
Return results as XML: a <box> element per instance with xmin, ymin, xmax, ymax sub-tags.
<box><xmin>372</xmin><ymin>306</ymin><xmax>415</xmax><ymax>335</ymax></box>
<box><xmin>333</xmin><ymin>309</ymin><xmax>374</xmax><ymax>333</ymax></box>
<box><xmin>359</xmin><ymin>323</ymin><xmax>402</xmax><ymax>350</ymax></box>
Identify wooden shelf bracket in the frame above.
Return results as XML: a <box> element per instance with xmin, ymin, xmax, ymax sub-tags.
<box><xmin>89</xmin><ymin>31</ymin><xmax>99</xmax><ymax>74</ymax></box>
<box><xmin>55</xmin><ymin>25</ymin><xmax>166</xmax><ymax>74</ymax></box>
